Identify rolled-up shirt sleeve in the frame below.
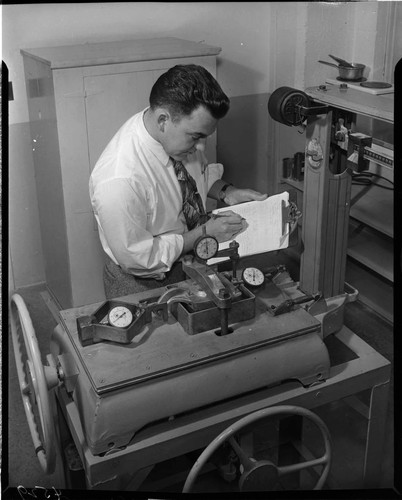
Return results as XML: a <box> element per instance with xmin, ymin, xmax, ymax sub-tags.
<box><xmin>91</xmin><ymin>178</ymin><xmax>184</xmax><ymax>278</ymax></box>
<box><xmin>206</xmin><ymin>163</ymin><xmax>224</xmax><ymax>193</ymax></box>
<box><xmin>186</xmin><ymin>155</ymin><xmax>224</xmax><ymax>204</ymax></box>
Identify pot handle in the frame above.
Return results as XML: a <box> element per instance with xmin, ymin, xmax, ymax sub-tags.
<box><xmin>328</xmin><ymin>54</ymin><xmax>354</xmax><ymax>68</ymax></box>
<box><xmin>318</xmin><ymin>60</ymin><xmax>339</xmax><ymax>68</ymax></box>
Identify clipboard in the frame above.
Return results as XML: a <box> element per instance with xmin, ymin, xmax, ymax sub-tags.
<box><xmin>208</xmin><ymin>190</ymin><xmax>302</xmax><ymax>265</ymax></box>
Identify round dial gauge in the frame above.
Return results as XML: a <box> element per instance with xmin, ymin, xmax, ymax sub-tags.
<box><xmin>108</xmin><ymin>305</ymin><xmax>134</xmax><ymax>328</ymax></box>
<box><xmin>242</xmin><ymin>267</ymin><xmax>265</xmax><ymax>287</ymax></box>
<box><xmin>194</xmin><ymin>235</ymin><xmax>219</xmax><ymax>260</ymax></box>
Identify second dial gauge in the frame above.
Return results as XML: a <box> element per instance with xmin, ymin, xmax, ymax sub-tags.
<box><xmin>242</xmin><ymin>267</ymin><xmax>265</xmax><ymax>288</ymax></box>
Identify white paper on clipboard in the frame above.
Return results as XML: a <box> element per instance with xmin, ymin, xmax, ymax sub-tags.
<box><xmin>208</xmin><ymin>191</ymin><xmax>290</xmax><ymax>265</ymax></box>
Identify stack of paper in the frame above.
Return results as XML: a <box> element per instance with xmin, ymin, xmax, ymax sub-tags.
<box><xmin>208</xmin><ymin>191</ymin><xmax>290</xmax><ymax>264</ymax></box>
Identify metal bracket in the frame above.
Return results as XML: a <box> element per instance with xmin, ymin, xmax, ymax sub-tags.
<box><xmin>268</xmin><ymin>294</ymin><xmax>320</xmax><ymax>316</ymax></box>
<box><xmin>282</xmin><ymin>201</ymin><xmax>302</xmax><ymax>235</ymax></box>
<box><xmin>298</xmin><ymin>102</ymin><xmax>330</xmax><ymax>116</ymax></box>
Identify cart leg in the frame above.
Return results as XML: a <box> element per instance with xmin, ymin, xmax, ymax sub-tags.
<box><xmin>55</xmin><ymin>399</ymin><xmax>86</xmax><ymax>490</ymax></box>
<box><xmin>51</xmin><ymin>393</ymin><xmax>68</xmax><ymax>489</ymax></box>
<box><xmin>363</xmin><ymin>381</ymin><xmax>390</xmax><ymax>488</ymax></box>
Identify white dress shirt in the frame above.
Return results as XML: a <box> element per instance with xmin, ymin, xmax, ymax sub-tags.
<box><xmin>89</xmin><ymin>108</ymin><xmax>223</xmax><ymax>279</ymax></box>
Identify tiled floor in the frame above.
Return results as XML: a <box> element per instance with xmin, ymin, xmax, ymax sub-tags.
<box><xmin>5</xmin><ymin>280</ymin><xmax>394</xmax><ymax>496</ymax></box>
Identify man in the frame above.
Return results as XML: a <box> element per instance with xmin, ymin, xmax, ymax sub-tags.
<box><xmin>90</xmin><ymin>64</ymin><xmax>267</xmax><ymax>299</ymax></box>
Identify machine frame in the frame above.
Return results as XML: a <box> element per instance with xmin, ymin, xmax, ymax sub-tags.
<box><xmin>53</xmin><ymin>323</ymin><xmax>389</xmax><ymax>491</ymax></box>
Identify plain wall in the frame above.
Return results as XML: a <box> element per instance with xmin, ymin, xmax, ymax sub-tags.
<box><xmin>5</xmin><ymin>2</ymin><xmax>392</xmax><ymax>290</ymax></box>
<box><xmin>4</xmin><ymin>2</ymin><xmax>272</xmax><ymax>125</ymax></box>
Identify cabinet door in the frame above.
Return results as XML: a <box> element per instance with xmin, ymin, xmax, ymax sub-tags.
<box><xmin>84</xmin><ymin>63</ymin><xmax>217</xmax><ymax>171</ymax></box>
<box><xmin>85</xmin><ymin>68</ymin><xmax>166</xmax><ymax>169</ymax></box>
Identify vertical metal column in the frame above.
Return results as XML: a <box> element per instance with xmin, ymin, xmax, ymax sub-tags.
<box><xmin>300</xmin><ymin>111</ymin><xmax>352</xmax><ymax>298</ymax></box>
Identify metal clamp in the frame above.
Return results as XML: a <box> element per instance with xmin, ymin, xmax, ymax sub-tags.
<box><xmin>309</xmin><ymin>282</ymin><xmax>359</xmax><ymax>337</ymax></box>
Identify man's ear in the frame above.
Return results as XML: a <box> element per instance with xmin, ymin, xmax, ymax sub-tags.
<box><xmin>156</xmin><ymin>109</ymin><xmax>170</xmax><ymax>132</ymax></box>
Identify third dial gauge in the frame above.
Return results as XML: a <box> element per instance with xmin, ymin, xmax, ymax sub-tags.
<box><xmin>242</xmin><ymin>267</ymin><xmax>265</xmax><ymax>287</ymax></box>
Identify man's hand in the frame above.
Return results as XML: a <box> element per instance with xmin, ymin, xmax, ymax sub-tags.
<box><xmin>205</xmin><ymin>211</ymin><xmax>246</xmax><ymax>243</ymax></box>
<box><xmin>223</xmin><ymin>186</ymin><xmax>268</xmax><ymax>206</ymax></box>
<box><xmin>181</xmin><ymin>211</ymin><xmax>246</xmax><ymax>255</ymax></box>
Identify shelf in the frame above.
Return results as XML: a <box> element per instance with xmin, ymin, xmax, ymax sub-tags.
<box><xmin>280</xmin><ymin>178</ymin><xmax>394</xmax><ymax>239</ymax></box>
<box><xmin>346</xmin><ymin>258</ymin><xmax>393</xmax><ymax>323</ymax></box>
<box><xmin>347</xmin><ymin>219</ymin><xmax>393</xmax><ymax>282</ymax></box>
<box><xmin>305</xmin><ymin>85</ymin><xmax>394</xmax><ymax>124</ymax></box>
<box><xmin>350</xmin><ymin>183</ymin><xmax>393</xmax><ymax>237</ymax></box>
<box><xmin>279</xmin><ymin>178</ymin><xmax>304</xmax><ymax>191</ymax></box>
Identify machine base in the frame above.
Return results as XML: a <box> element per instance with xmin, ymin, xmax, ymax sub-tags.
<box><xmin>53</xmin><ymin>274</ymin><xmax>333</xmax><ymax>456</ymax></box>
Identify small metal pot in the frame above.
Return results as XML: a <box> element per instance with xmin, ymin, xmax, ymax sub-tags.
<box><xmin>318</xmin><ymin>60</ymin><xmax>366</xmax><ymax>81</ymax></box>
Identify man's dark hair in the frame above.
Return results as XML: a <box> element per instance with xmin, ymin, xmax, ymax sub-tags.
<box><xmin>149</xmin><ymin>64</ymin><xmax>230</xmax><ymax>120</ymax></box>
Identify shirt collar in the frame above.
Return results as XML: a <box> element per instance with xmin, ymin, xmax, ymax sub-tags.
<box><xmin>139</xmin><ymin>108</ymin><xmax>171</xmax><ymax>166</ymax></box>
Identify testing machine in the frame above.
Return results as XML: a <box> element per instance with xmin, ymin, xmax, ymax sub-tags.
<box><xmin>10</xmin><ymin>85</ymin><xmax>391</xmax><ymax>493</ymax></box>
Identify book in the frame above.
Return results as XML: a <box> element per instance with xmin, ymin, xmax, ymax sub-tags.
<box><xmin>208</xmin><ymin>191</ymin><xmax>290</xmax><ymax>264</ymax></box>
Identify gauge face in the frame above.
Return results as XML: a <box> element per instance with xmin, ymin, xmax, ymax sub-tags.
<box><xmin>194</xmin><ymin>235</ymin><xmax>219</xmax><ymax>260</ymax></box>
<box><xmin>108</xmin><ymin>305</ymin><xmax>134</xmax><ymax>328</ymax></box>
<box><xmin>242</xmin><ymin>267</ymin><xmax>265</xmax><ymax>287</ymax></box>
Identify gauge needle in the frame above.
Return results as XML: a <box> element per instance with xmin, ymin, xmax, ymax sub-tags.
<box><xmin>116</xmin><ymin>311</ymin><xmax>126</xmax><ymax>320</ymax></box>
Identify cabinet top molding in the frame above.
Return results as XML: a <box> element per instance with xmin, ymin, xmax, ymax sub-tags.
<box><xmin>20</xmin><ymin>37</ymin><xmax>222</xmax><ymax>70</ymax></box>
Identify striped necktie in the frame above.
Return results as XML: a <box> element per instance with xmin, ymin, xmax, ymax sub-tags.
<box><xmin>172</xmin><ymin>158</ymin><xmax>207</xmax><ymax>230</ymax></box>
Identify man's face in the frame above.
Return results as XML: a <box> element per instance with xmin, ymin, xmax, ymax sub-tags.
<box><xmin>160</xmin><ymin>105</ymin><xmax>218</xmax><ymax>161</ymax></box>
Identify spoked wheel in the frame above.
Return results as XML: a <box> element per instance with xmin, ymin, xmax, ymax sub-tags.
<box><xmin>10</xmin><ymin>293</ymin><xmax>60</xmax><ymax>474</ymax></box>
<box><xmin>183</xmin><ymin>405</ymin><xmax>332</xmax><ymax>492</ymax></box>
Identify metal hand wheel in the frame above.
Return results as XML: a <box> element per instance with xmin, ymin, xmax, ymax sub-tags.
<box><xmin>183</xmin><ymin>405</ymin><xmax>331</xmax><ymax>492</ymax></box>
<box><xmin>10</xmin><ymin>293</ymin><xmax>60</xmax><ymax>474</ymax></box>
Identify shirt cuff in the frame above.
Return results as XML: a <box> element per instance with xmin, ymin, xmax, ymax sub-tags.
<box><xmin>206</xmin><ymin>163</ymin><xmax>224</xmax><ymax>192</ymax></box>
<box><xmin>158</xmin><ymin>233</ymin><xmax>184</xmax><ymax>273</ymax></box>
<box><xmin>207</xmin><ymin>179</ymin><xmax>232</xmax><ymax>201</ymax></box>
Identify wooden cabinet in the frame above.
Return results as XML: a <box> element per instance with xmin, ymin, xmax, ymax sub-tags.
<box><xmin>274</xmin><ymin>84</ymin><xmax>394</xmax><ymax>321</ymax></box>
<box><xmin>21</xmin><ymin>38</ymin><xmax>221</xmax><ymax>308</ymax></box>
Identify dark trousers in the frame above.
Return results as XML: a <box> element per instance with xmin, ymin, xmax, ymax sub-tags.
<box><xmin>103</xmin><ymin>259</ymin><xmax>186</xmax><ymax>299</ymax></box>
